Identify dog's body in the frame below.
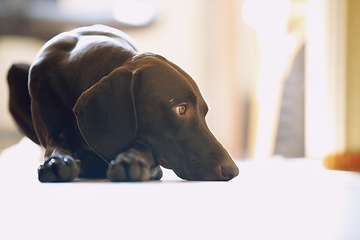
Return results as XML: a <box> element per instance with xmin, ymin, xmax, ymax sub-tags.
<box><xmin>8</xmin><ymin>25</ymin><xmax>239</xmax><ymax>182</ymax></box>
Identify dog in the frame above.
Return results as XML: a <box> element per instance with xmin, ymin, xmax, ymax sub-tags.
<box><xmin>7</xmin><ymin>25</ymin><xmax>239</xmax><ymax>182</ymax></box>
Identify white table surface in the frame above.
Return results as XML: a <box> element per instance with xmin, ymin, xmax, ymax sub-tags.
<box><xmin>1</xmin><ymin>138</ymin><xmax>360</xmax><ymax>240</ymax></box>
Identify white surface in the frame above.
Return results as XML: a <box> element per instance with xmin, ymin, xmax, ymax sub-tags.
<box><xmin>1</xmin><ymin>138</ymin><xmax>360</xmax><ymax>240</ymax></box>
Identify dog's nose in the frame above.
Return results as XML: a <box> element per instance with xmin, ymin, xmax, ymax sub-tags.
<box><xmin>221</xmin><ymin>164</ymin><xmax>239</xmax><ymax>180</ymax></box>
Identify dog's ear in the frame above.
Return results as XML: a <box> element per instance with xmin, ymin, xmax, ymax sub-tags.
<box><xmin>73</xmin><ymin>67</ymin><xmax>138</xmax><ymax>161</ymax></box>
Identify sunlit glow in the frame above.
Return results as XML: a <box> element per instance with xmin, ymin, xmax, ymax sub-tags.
<box><xmin>113</xmin><ymin>0</ymin><xmax>157</xmax><ymax>26</ymax></box>
<box><xmin>242</xmin><ymin>0</ymin><xmax>296</xmax><ymax>158</ymax></box>
<box><xmin>58</xmin><ymin>0</ymin><xmax>157</xmax><ymax>26</ymax></box>
<box><xmin>243</xmin><ymin>0</ymin><xmax>288</xmax><ymax>34</ymax></box>
<box><xmin>305</xmin><ymin>0</ymin><xmax>348</xmax><ymax>159</ymax></box>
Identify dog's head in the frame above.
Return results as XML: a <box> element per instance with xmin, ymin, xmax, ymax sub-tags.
<box><xmin>73</xmin><ymin>53</ymin><xmax>239</xmax><ymax>181</ymax></box>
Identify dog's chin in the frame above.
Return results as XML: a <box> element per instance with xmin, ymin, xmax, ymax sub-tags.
<box><xmin>171</xmin><ymin>168</ymin><xmax>227</xmax><ymax>181</ymax></box>
<box><xmin>157</xmin><ymin>156</ymin><xmax>238</xmax><ymax>181</ymax></box>
<box><xmin>157</xmin><ymin>157</ymin><xmax>171</xmax><ymax>169</ymax></box>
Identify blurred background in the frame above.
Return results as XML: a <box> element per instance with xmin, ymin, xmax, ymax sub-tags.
<box><xmin>0</xmin><ymin>0</ymin><xmax>359</xmax><ymax>161</ymax></box>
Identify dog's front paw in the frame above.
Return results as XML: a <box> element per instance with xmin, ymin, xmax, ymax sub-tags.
<box><xmin>38</xmin><ymin>156</ymin><xmax>79</xmax><ymax>182</ymax></box>
<box><xmin>107</xmin><ymin>153</ymin><xmax>151</xmax><ymax>182</ymax></box>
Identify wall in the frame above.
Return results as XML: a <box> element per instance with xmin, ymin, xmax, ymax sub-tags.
<box><xmin>305</xmin><ymin>0</ymin><xmax>360</xmax><ymax>159</ymax></box>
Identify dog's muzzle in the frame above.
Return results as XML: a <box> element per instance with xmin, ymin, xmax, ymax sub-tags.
<box><xmin>221</xmin><ymin>164</ymin><xmax>239</xmax><ymax>180</ymax></box>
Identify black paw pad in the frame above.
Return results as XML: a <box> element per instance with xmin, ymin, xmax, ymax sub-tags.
<box><xmin>107</xmin><ymin>153</ymin><xmax>151</xmax><ymax>182</ymax></box>
<box><xmin>38</xmin><ymin>156</ymin><xmax>80</xmax><ymax>182</ymax></box>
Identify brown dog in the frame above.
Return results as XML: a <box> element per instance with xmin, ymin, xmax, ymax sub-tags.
<box><xmin>7</xmin><ymin>25</ymin><xmax>239</xmax><ymax>182</ymax></box>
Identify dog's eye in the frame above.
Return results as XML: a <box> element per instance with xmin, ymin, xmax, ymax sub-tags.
<box><xmin>176</xmin><ymin>105</ymin><xmax>186</xmax><ymax>115</ymax></box>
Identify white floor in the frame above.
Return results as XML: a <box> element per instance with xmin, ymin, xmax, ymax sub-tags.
<box><xmin>1</xmin><ymin>138</ymin><xmax>360</xmax><ymax>240</ymax></box>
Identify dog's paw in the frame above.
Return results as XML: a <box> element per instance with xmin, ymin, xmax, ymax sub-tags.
<box><xmin>38</xmin><ymin>156</ymin><xmax>80</xmax><ymax>182</ymax></box>
<box><xmin>107</xmin><ymin>153</ymin><xmax>151</xmax><ymax>182</ymax></box>
<box><xmin>151</xmin><ymin>166</ymin><xmax>163</xmax><ymax>180</ymax></box>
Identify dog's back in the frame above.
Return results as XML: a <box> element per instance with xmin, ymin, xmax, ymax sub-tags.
<box><xmin>8</xmin><ymin>25</ymin><xmax>138</xmax><ymax>145</ymax></box>
<box><xmin>30</xmin><ymin>25</ymin><xmax>138</xmax><ymax>109</ymax></box>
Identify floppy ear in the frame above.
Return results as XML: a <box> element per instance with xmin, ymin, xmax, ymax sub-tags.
<box><xmin>73</xmin><ymin>67</ymin><xmax>137</xmax><ymax>161</ymax></box>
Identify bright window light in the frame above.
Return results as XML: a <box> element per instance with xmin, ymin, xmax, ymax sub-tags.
<box><xmin>242</xmin><ymin>0</ymin><xmax>296</xmax><ymax>158</ymax></box>
<box><xmin>113</xmin><ymin>0</ymin><xmax>157</xmax><ymax>26</ymax></box>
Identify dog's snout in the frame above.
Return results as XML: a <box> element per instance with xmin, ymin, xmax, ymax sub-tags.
<box><xmin>221</xmin><ymin>164</ymin><xmax>239</xmax><ymax>180</ymax></box>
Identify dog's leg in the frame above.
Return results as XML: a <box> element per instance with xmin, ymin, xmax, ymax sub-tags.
<box><xmin>29</xmin><ymin>78</ymin><xmax>82</xmax><ymax>182</ymax></box>
<box><xmin>107</xmin><ymin>142</ymin><xmax>162</xmax><ymax>181</ymax></box>
<box><xmin>36</xmin><ymin>119</ymin><xmax>83</xmax><ymax>182</ymax></box>
<box><xmin>38</xmin><ymin>135</ymin><xmax>109</xmax><ymax>181</ymax></box>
